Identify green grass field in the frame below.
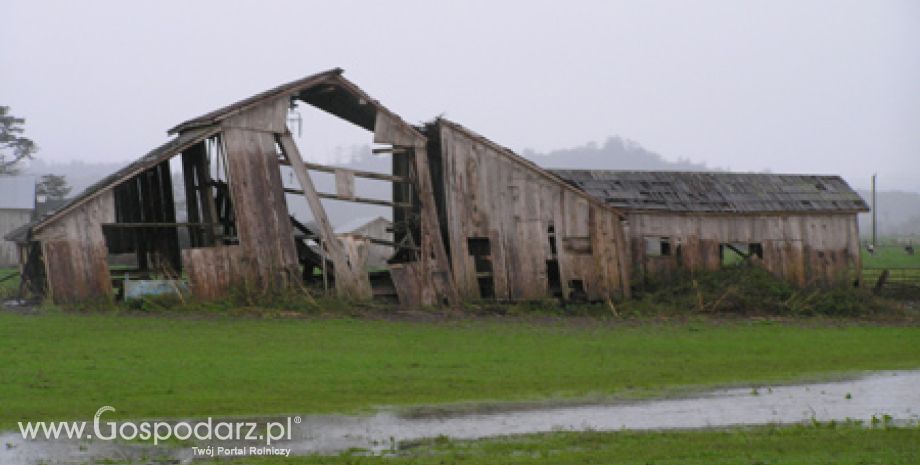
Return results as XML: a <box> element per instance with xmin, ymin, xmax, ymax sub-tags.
<box><xmin>1</xmin><ymin>312</ymin><xmax>919</xmax><ymax>431</ymax></box>
<box><xmin>861</xmin><ymin>244</ymin><xmax>920</xmax><ymax>269</ymax></box>
<box><xmin>0</xmin><ymin>267</ymin><xmax>19</xmax><ymax>299</ymax></box>
<box><xmin>238</xmin><ymin>424</ymin><xmax>920</xmax><ymax>465</ymax></box>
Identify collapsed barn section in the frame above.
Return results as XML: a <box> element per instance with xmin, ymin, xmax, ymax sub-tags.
<box><xmin>12</xmin><ymin>70</ymin><xmax>631</xmax><ymax>305</ymax></box>
<box><xmin>17</xmin><ymin>69</ymin><xmax>458</xmax><ymax>305</ymax></box>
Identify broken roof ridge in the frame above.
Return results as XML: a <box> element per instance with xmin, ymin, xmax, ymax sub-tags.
<box><xmin>168</xmin><ymin>67</ymin><xmax>345</xmax><ymax>135</ymax></box>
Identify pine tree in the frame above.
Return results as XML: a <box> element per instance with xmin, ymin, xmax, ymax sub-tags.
<box><xmin>0</xmin><ymin>106</ymin><xmax>38</xmax><ymax>174</ymax></box>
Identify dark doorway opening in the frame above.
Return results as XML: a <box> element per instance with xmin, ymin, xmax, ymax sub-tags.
<box><xmin>468</xmin><ymin>237</ymin><xmax>495</xmax><ymax>298</ymax></box>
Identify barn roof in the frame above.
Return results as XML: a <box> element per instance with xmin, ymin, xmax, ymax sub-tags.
<box><xmin>31</xmin><ymin>126</ymin><xmax>220</xmax><ymax>232</ymax></box>
<box><xmin>549</xmin><ymin>170</ymin><xmax>869</xmax><ymax>214</ymax></box>
<box><xmin>0</xmin><ymin>176</ymin><xmax>35</xmax><ymax>210</ymax></box>
<box><xmin>33</xmin><ymin>68</ymin><xmax>423</xmax><ymax>233</ymax></box>
<box><xmin>169</xmin><ymin>68</ymin><xmax>423</xmax><ymax>140</ymax></box>
<box><xmin>168</xmin><ymin>68</ymin><xmax>343</xmax><ymax>134</ymax></box>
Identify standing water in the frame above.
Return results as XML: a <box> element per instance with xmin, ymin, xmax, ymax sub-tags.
<box><xmin>2</xmin><ymin>370</ymin><xmax>918</xmax><ymax>464</ymax></box>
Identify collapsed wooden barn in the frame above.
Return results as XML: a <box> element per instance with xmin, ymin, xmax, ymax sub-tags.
<box><xmin>18</xmin><ymin>69</ymin><xmax>457</xmax><ymax>305</ymax></box>
<box><xmin>10</xmin><ymin>69</ymin><xmax>867</xmax><ymax>306</ymax></box>
<box><xmin>550</xmin><ymin>170</ymin><xmax>870</xmax><ymax>288</ymax></box>
<box><xmin>13</xmin><ymin>69</ymin><xmax>633</xmax><ymax>306</ymax></box>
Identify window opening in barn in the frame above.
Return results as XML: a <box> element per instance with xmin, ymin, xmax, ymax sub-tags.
<box><xmin>102</xmin><ymin>135</ymin><xmax>237</xmax><ymax>300</ymax></box>
<box><xmin>468</xmin><ymin>237</ymin><xmax>495</xmax><ymax>298</ymax></box>
<box><xmin>274</xmin><ymin>87</ymin><xmax>431</xmax><ymax>301</ymax></box>
<box><xmin>568</xmin><ymin>279</ymin><xmax>587</xmax><ymax>302</ymax></box>
<box><xmin>720</xmin><ymin>242</ymin><xmax>762</xmax><ymax>267</ymax></box>
<box><xmin>645</xmin><ymin>237</ymin><xmax>671</xmax><ymax>257</ymax></box>
<box><xmin>546</xmin><ymin>223</ymin><xmax>562</xmax><ymax>298</ymax></box>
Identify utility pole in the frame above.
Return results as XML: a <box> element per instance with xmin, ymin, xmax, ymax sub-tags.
<box><xmin>871</xmin><ymin>173</ymin><xmax>877</xmax><ymax>250</ymax></box>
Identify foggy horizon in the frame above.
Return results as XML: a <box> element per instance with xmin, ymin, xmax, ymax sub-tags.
<box><xmin>3</xmin><ymin>1</ymin><xmax>918</xmax><ymax>192</ymax></box>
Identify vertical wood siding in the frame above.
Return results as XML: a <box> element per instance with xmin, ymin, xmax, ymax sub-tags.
<box><xmin>437</xmin><ymin>123</ymin><xmax>630</xmax><ymax>302</ymax></box>
<box><xmin>628</xmin><ymin>212</ymin><xmax>862</xmax><ymax>287</ymax></box>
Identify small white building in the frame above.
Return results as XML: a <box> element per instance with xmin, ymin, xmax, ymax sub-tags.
<box><xmin>0</xmin><ymin>176</ymin><xmax>35</xmax><ymax>267</ymax></box>
<box><xmin>335</xmin><ymin>216</ymin><xmax>392</xmax><ymax>269</ymax></box>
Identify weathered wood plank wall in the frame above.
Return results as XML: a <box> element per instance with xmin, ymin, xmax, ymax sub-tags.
<box><xmin>220</xmin><ymin>125</ymin><xmax>300</xmax><ymax>291</ymax></box>
<box><xmin>435</xmin><ymin>122</ymin><xmax>630</xmax><ymax>302</ymax></box>
<box><xmin>376</xmin><ymin>111</ymin><xmax>458</xmax><ymax>307</ymax></box>
<box><xmin>34</xmin><ymin>191</ymin><xmax>116</xmax><ymax>303</ymax></box>
<box><xmin>628</xmin><ymin>212</ymin><xmax>862</xmax><ymax>287</ymax></box>
<box><xmin>182</xmin><ymin>245</ymin><xmax>252</xmax><ymax>299</ymax></box>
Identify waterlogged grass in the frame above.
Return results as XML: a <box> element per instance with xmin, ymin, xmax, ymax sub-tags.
<box><xmin>0</xmin><ymin>312</ymin><xmax>919</xmax><ymax>430</ymax></box>
<box><xmin>862</xmin><ymin>244</ymin><xmax>920</xmax><ymax>269</ymax></box>
<box><xmin>241</xmin><ymin>424</ymin><xmax>920</xmax><ymax>465</ymax></box>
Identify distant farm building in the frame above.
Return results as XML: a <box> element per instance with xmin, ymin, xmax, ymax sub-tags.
<box><xmin>0</xmin><ymin>176</ymin><xmax>35</xmax><ymax>267</ymax></box>
<box><xmin>334</xmin><ymin>216</ymin><xmax>392</xmax><ymax>269</ymax></box>
<box><xmin>551</xmin><ymin>170</ymin><xmax>870</xmax><ymax>288</ymax></box>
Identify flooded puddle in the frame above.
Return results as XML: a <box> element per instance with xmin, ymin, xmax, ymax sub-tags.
<box><xmin>3</xmin><ymin>370</ymin><xmax>918</xmax><ymax>464</ymax></box>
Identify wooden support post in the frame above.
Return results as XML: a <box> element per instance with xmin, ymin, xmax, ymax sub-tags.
<box><xmin>193</xmin><ymin>144</ymin><xmax>221</xmax><ymax>245</ymax></box>
<box><xmin>157</xmin><ymin>160</ymin><xmax>182</xmax><ymax>273</ymax></box>
<box><xmin>278</xmin><ymin>132</ymin><xmax>372</xmax><ymax>299</ymax></box>
<box><xmin>181</xmin><ymin>146</ymin><xmax>203</xmax><ymax>247</ymax></box>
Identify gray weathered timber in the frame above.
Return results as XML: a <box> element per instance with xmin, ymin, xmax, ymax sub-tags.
<box><xmin>182</xmin><ymin>246</ymin><xmax>251</xmax><ymax>300</ymax></box>
<box><xmin>280</xmin><ymin>132</ymin><xmax>373</xmax><ymax>299</ymax></box>
<box><xmin>34</xmin><ymin>192</ymin><xmax>115</xmax><ymax>303</ymax></box>
<box><xmin>428</xmin><ymin>119</ymin><xmax>630</xmax><ymax>302</ymax></box>
<box><xmin>551</xmin><ymin>170</ymin><xmax>868</xmax><ymax>288</ymax></box>
<box><xmin>221</xmin><ymin>127</ymin><xmax>301</xmax><ymax>291</ymax></box>
<box><xmin>626</xmin><ymin>212</ymin><xmax>863</xmax><ymax>287</ymax></box>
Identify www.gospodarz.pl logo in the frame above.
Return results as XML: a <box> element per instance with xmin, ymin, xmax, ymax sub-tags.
<box><xmin>18</xmin><ymin>406</ymin><xmax>301</xmax><ymax>446</ymax></box>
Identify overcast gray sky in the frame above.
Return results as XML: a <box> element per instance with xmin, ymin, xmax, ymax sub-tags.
<box><xmin>3</xmin><ymin>0</ymin><xmax>918</xmax><ymax>190</ymax></box>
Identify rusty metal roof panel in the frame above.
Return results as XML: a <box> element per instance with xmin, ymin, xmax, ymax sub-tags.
<box><xmin>548</xmin><ymin>170</ymin><xmax>869</xmax><ymax>214</ymax></box>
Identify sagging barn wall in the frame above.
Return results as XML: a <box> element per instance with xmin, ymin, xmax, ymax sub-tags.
<box><xmin>628</xmin><ymin>212</ymin><xmax>862</xmax><ymax>287</ymax></box>
<box><xmin>180</xmin><ymin>127</ymin><xmax>300</xmax><ymax>298</ymax></box>
<box><xmin>430</xmin><ymin>121</ymin><xmax>631</xmax><ymax>302</ymax></box>
<box><xmin>33</xmin><ymin>192</ymin><xmax>115</xmax><ymax>302</ymax></box>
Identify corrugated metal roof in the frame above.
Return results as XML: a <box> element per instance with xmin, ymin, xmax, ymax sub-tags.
<box><xmin>549</xmin><ymin>170</ymin><xmax>870</xmax><ymax>214</ymax></box>
<box><xmin>0</xmin><ymin>176</ymin><xmax>35</xmax><ymax>210</ymax></box>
